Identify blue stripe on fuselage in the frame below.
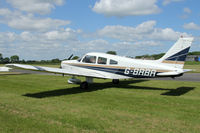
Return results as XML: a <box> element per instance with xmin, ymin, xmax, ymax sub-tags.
<box><xmin>70</xmin><ymin>64</ymin><xmax>159</xmax><ymax>78</ymax></box>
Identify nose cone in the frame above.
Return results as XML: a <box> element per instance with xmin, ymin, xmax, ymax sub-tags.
<box><xmin>61</xmin><ymin>60</ymin><xmax>78</xmax><ymax>68</ymax></box>
<box><xmin>62</xmin><ymin>60</ymin><xmax>77</xmax><ymax>64</ymax></box>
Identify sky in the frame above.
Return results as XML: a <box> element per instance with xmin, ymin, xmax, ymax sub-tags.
<box><xmin>0</xmin><ymin>0</ymin><xmax>200</xmax><ymax>60</ymax></box>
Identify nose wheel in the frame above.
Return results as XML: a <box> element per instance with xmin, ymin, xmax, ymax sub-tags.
<box><xmin>80</xmin><ymin>81</ymin><xmax>89</xmax><ymax>89</ymax></box>
<box><xmin>112</xmin><ymin>79</ymin><xmax>119</xmax><ymax>84</ymax></box>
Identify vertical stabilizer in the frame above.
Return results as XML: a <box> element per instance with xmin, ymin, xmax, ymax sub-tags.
<box><xmin>158</xmin><ymin>37</ymin><xmax>193</xmax><ymax>68</ymax></box>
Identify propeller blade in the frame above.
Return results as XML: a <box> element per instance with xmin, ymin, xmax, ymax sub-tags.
<box><xmin>67</xmin><ymin>54</ymin><xmax>73</xmax><ymax>60</ymax></box>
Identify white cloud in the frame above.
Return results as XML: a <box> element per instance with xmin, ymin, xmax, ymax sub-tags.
<box><xmin>183</xmin><ymin>22</ymin><xmax>200</xmax><ymax>30</ymax></box>
<box><xmin>10</xmin><ymin>16</ymin><xmax>70</xmax><ymax>32</ymax></box>
<box><xmin>97</xmin><ymin>20</ymin><xmax>188</xmax><ymax>41</ymax></box>
<box><xmin>181</xmin><ymin>7</ymin><xmax>192</xmax><ymax>19</ymax></box>
<box><xmin>0</xmin><ymin>28</ymin><xmax>82</xmax><ymax>60</ymax></box>
<box><xmin>183</xmin><ymin>7</ymin><xmax>192</xmax><ymax>14</ymax></box>
<box><xmin>92</xmin><ymin>0</ymin><xmax>160</xmax><ymax>17</ymax></box>
<box><xmin>0</xmin><ymin>9</ymin><xmax>70</xmax><ymax>32</ymax></box>
<box><xmin>0</xmin><ymin>32</ymin><xmax>17</xmax><ymax>43</ymax></box>
<box><xmin>6</xmin><ymin>0</ymin><xmax>65</xmax><ymax>14</ymax></box>
<box><xmin>162</xmin><ymin>0</ymin><xmax>183</xmax><ymax>5</ymax></box>
<box><xmin>45</xmin><ymin>28</ymin><xmax>80</xmax><ymax>41</ymax></box>
<box><xmin>97</xmin><ymin>21</ymin><xmax>156</xmax><ymax>41</ymax></box>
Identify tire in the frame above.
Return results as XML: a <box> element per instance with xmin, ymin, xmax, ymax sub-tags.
<box><xmin>80</xmin><ymin>82</ymin><xmax>89</xmax><ymax>89</ymax></box>
<box><xmin>112</xmin><ymin>79</ymin><xmax>119</xmax><ymax>84</ymax></box>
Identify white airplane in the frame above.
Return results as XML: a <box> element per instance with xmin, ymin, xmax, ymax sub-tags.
<box><xmin>6</xmin><ymin>37</ymin><xmax>193</xmax><ymax>89</ymax></box>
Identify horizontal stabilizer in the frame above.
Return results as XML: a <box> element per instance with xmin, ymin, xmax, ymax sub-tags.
<box><xmin>157</xmin><ymin>71</ymin><xmax>181</xmax><ymax>76</ymax></box>
<box><xmin>183</xmin><ymin>69</ymin><xmax>193</xmax><ymax>72</ymax></box>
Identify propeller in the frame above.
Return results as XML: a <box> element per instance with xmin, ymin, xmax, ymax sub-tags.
<box><xmin>60</xmin><ymin>54</ymin><xmax>74</xmax><ymax>77</ymax></box>
<box><xmin>67</xmin><ymin>54</ymin><xmax>73</xmax><ymax>60</ymax></box>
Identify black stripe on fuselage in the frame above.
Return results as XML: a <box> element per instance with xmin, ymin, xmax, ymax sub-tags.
<box><xmin>69</xmin><ymin>64</ymin><xmax>160</xmax><ymax>78</ymax></box>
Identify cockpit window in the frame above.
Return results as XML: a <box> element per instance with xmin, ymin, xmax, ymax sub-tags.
<box><xmin>82</xmin><ymin>55</ymin><xmax>96</xmax><ymax>63</ymax></box>
<box><xmin>98</xmin><ymin>57</ymin><xmax>107</xmax><ymax>64</ymax></box>
<box><xmin>110</xmin><ymin>59</ymin><xmax>118</xmax><ymax>65</ymax></box>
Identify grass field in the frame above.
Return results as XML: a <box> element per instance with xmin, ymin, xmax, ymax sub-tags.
<box><xmin>0</xmin><ymin>74</ymin><xmax>200</xmax><ymax>132</ymax></box>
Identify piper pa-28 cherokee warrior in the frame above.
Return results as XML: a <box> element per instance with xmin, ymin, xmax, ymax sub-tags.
<box><xmin>7</xmin><ymin>37</ymin><xmax>193</xmax><ymax>89</ymax></box>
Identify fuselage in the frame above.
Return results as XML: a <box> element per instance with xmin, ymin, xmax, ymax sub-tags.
<box><xmin>61</xmin><ymin>52</ymin><xmax>184</xmax><ymax>79</ymax></box>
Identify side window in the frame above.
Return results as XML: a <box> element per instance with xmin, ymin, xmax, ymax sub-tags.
<box><xmin>82</xmin><ymin>55</ymin><xmax>96</xmax><ymax>63</ymax></box>
<box><xmin>110</xmin><ymin>59</ymin><xmax>118</xmax><ymax>65</ymax></box>
<box><xmin>98</xmin><ymin>57</ymin><xmax>107</xmax><ymax>64</ymax></box>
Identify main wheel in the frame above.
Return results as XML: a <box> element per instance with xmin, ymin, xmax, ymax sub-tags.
<box><xmin>80</xmin><ymin>81</ymin><xmax>89</xmax><ymax>89</ymax></box>
<box><xmin>112</xmin><ymin>79</ymin><xmax>119</xmax><ymax>84</ymax></box>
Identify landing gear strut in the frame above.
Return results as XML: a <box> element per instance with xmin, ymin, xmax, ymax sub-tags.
<box><xmin>112</xmin><ymin>79</ymin><xmax>119</xmax><ymax>84</ymax></box>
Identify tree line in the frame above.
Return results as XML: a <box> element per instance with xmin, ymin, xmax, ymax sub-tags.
<box><xmin>135</xmin><ymin>51</ymin><xmax>200</xmax><ymax>60</ymax></box>
<box><xmin>0</xmin><ymin>53</ymin><xmax>63</xmax><ymax>64</ymax></box>
<box><xmin>0</xmin><ymin>53</ymin><xmax>20</xmax><ymax>64</ymax></box>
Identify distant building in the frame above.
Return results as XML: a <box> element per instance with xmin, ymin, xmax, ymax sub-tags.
<box><xmin>186</xmin><ymin>55</ymin><xmax>200</xmax><ymax>61</ymax></box>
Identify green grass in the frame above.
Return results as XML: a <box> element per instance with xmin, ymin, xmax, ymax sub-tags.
<box><xmin>0</xmin><ymin>74</ymin><xmax>200</xmax><ymax>132</ymax></box>
<box><xmin>184</xmin><ymin>61</ymin><xmax>200</xmax><ymax>73</ymax></box>
<box><xmin>184</xmin><ymin>65</ymin><xmax>200</xmax><ymax>73</ymax></box>
<box><xmin>185</xmin><ymin>61</ymin><xmax>200</xmax><ymax>65</ymax></box>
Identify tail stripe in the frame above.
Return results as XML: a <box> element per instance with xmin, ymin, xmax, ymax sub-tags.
<box><xmin>165</xmin><ymin>47</ymin><xmax>190</xmax><ymax>61</ymax></box>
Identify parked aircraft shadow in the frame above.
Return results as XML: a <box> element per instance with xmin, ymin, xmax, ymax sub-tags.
<box><xmin>23</xmin><ymin>80</ymin><xmax>195</xmax><ymax>98</ymax></box>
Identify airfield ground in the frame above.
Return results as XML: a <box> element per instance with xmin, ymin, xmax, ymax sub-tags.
<box><xmin>0</xmin><ymin>74</ymin><xmax>200</xmax><ymax>132</ymax></box>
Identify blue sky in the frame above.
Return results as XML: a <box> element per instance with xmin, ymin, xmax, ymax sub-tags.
<box><xmin>0</xmin><ymin>0</ymin><xmax>200</xmax><ymax>60</ymax></box>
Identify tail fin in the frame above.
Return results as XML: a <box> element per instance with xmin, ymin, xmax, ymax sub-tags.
<box><xmin>158</xmin><ymin>37</ymin><xmax>194</xmax><ymax>69</ymax></box>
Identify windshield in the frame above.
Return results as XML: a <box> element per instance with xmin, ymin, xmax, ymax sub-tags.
<box><xmin>82</xmin><ymin>55</ymin><xmax>97</xmax><ymax>63</ymax></box>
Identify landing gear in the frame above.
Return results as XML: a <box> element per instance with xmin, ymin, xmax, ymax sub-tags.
<box><xmin>112</xmin><ymin>79</ymin><xmax>119</xmax><ymax>84</ymax></box>
<box><xmin>80</xmin><ymin>77</ymin><xmax>93</xmax><ymax>89</ymax></box>
<box><xmin>80</xmin><ymin>81</ymin><xmax>89</xmax><ymax>89</ymax></box>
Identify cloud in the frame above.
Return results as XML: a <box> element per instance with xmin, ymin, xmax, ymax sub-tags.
<box><xmin>183</xmin><ymin>22</ymin><xmax>200</xmax><ymax>30</ymax></box>
<box><xmin>6</xmin><ymin>0</ymin><xmax>65</xmax><ymax>14</ymax></box>
<box><xmin>44</xmin><ymin>28</ymin><xmax>81</xmax><ymax>41</ymax></box>
<box><xmin>183</xmin><ymin>7</ymin><xmax>192</xmax><ymax>14</ymax></box>
<box><xmin>181</xmin><ymin>7</ymin><xmax>192</xmax><ymax>19</ymax></box>
<box><xmin>0</xmin><ymin>28</ymin><xmax>82</xmax><ymax>60</ymax></box>
<box><xmin>162</xmin><ymin>0</ymin><xmax>183</xmax><ymax>5</ymax></box>
<box><xmin>97</xmin><ymin>20</ymin><xmax>189</xmax><ymax>41</ymax></box>
<box><xmin>0</xmin><ymin>9</ymin><xmax>70</xmax><ymax>32</ymax></box>
<box><xmin>92</xmin><ymin>0</ymin><xmax>161</xmax><ymax>17</ymax></box>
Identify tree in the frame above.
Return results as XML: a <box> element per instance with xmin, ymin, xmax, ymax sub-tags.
<box><xmin>3</xmin><ymin>57</ymin><xmax>10</xmax><ymax>63</ymax></box>
<box><xmin>106</xmin><ymin>51</ymin><xmax>117</xmax><ymax>55</ymax></box>
<box><xmin>188</xmin><ymin>51</ymin><xmax>200</xmax><ymax>55</ymax></box>
<box><xmin>51</xmin><ymin>58</ymin><xmax>61</xmax><ymax>63</ymax></box>
<box><xmin>0</xmin><ymin>53</ymin><xmax>3</xmax><ymax>63</ymax></box>
<box><xmin>10</xmin><ymin>55</ymin><xmax>19</xmax><ymax>63</ymax></box>
<box><xmin>72</xmin><ymin>56</ymin><xmax>79</xmax><ymax>60</ymax></box>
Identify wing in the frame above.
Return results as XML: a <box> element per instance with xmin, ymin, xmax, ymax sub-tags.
<box><xmin>5</xmin><ymin>64</ymin><xmax>107</xmax><ymax>78</ymax></box>
<box><xmin>6</xmin><ymin>64</ymin><xmax>80</xmax><ymax>76</ymax></box>
<box><xmin>0</xmin><ymin>67</ymin><xmax>12</xmax><ymax>72</ymax></box>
